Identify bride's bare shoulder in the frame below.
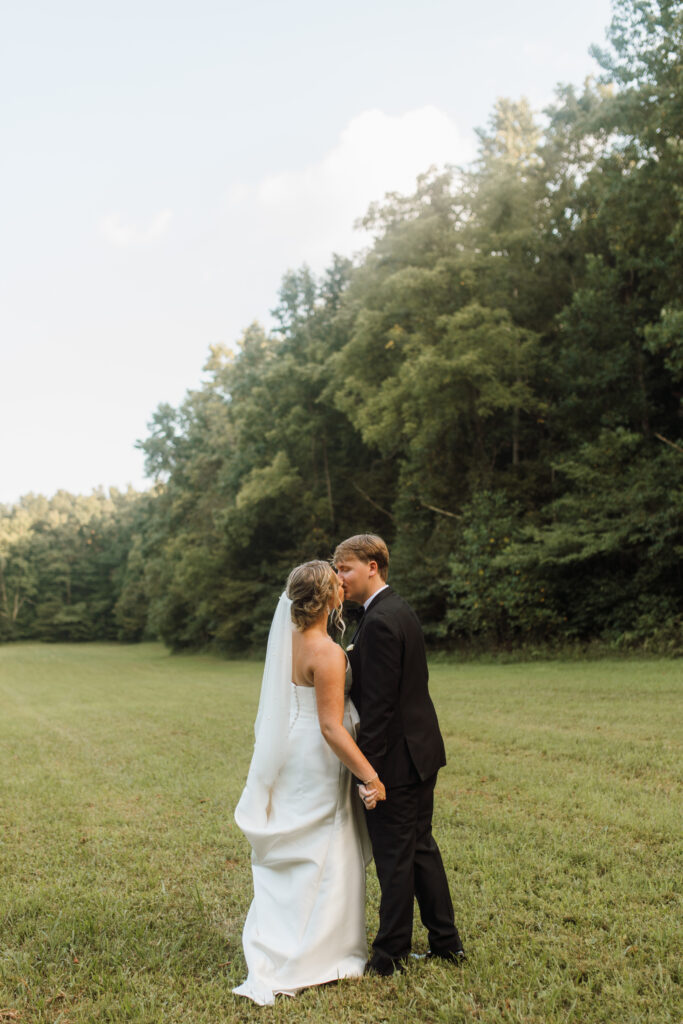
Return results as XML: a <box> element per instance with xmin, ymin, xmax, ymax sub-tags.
<box><xmin>308</xmin><ymin>634</ymin><xmax>345</xmax><ymax>669</ymax></box>
<box><xmin>293</xmin><ymin>631</ymin><xmax>343</xmax><ymax>675</ymax></box>
<box><xmin>322</xmin><ymin>637</ymin><xmax>345</xmax><ymax>663</ymax></box>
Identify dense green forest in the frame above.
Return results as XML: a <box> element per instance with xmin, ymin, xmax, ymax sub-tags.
<box><xmin>2</xmin><ymin>0</ymin><xmax>681</xmax><ymax>653</ymax></box>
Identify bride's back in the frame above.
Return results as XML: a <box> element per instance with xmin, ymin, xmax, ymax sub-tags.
<box><xmin>287</xmin><ymin>560</ymin><xmax>345</xmax><ymax>688</ymax></box>
<box><xmin>291</xmin><ymin>627</ymin><xmax>337</xmax><ymax>687</ymax></box>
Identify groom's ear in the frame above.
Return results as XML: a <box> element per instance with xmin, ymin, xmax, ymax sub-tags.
<box><xmin>367</xmin><ymin>559</ymin><xmax>379</xmax><ymax>577</ymax></box>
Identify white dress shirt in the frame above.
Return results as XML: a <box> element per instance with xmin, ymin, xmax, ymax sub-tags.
<box><xmin>364</xmin><ymin>584</ymin><xmax>389</xmax><ymax>611</ymax></box>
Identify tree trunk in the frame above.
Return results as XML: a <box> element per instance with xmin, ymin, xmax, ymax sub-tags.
<box><xmin>322</xmin><ymin>433</ymin><xmax>334</xmax><ymax>529</ymax></box>
<box><xmin>635</xmin><ymin>345</ymin><xmax>650</xmax><ymax>435</ymax></box>
<box><xmin>512</xmin><ymin>402</ymin><xmax>520</xmax><ymax>466</ymax></box>
<box><xmin>0</xmin><ymin>559</ymin><xmax>8</xmax><ymax>620</ymax></box>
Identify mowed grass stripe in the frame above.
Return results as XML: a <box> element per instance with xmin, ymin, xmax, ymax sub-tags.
<box><xmin>1</xmin><ymin>643</ymin><xmax>680</xmax><ymax>1023</ymax></box>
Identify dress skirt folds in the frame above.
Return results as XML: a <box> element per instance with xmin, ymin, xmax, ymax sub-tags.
<box><xmin>233</xmin><ymin>681</ymin><xmax>371</xmax><ymax>1005</ymax></box>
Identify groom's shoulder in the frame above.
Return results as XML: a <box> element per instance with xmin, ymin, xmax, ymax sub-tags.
<box><xmin>373</xmin><ymin>587</ymin><xmax>420</xmax><ymax>626</ymax></box>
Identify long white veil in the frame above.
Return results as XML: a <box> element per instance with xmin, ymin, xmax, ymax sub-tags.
<box><xmin>235</xmin><ymin>591</ymin><xmax>294</xmax><ymax>833</ymax></box>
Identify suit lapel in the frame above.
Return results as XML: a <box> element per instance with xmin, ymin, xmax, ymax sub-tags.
<box><xmin>350</xmin><ymin>611</ymin><xmax>365</xmax><ymax>645</ymax></box>
<box><xmin>348</xmin><ymin>587</ymin><xmax>392</xmax><ymax>715</ymax></box>
<box><xmin>350</xmin><ymin>587</ymin><xmax>392</xmax><ymax>647</ymax></box>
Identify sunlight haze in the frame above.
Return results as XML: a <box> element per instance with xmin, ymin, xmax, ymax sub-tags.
<box><xmin>1</xmin><ymin>0</ymin><xmax>613</xmax><ymax>504</ymax></box>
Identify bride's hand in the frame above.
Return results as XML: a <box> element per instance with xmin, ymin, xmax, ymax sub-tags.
<box><xmin>368</xmin><ymin>776</ymin><xmax>386</xmax><ymax>802</ymax></box>
<box><xmin>358</xmin><ymin>784</ymin><xmax>376</xmax><ymax>809</ymax></box>
<box><xmin>358</xmin><ymin>778</ymin><xmax>386</xmax><ymax>809</ymax></box>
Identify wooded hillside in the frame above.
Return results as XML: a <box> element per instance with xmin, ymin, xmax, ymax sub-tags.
<box><xmin>2</xmin><ymin>0</ymin><xmax>681</xmax><ymax>653</ymax></box>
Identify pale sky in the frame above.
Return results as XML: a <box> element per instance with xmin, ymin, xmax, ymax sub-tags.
<box><xmin>1</xmin><ymin>0</ymin><xmax>614</xmax><ymax>505</ymax></box>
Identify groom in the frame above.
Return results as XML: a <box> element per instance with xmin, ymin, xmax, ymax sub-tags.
<box><xmin>333</xmin><ymin>533</ymin><xmax>465</xmax><ymax>976</ymax></box>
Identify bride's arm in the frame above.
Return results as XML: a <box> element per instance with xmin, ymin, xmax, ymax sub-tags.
<box><xmin>314</xmin><ymin>644</ymin><xmax>386</xmax><ymax>803</ymax></box>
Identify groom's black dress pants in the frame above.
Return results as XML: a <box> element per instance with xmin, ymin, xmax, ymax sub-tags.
<box><xmin>365</xmin><ymin>771</ymin><xmax>462</xmax><ymax>966</ymax></box>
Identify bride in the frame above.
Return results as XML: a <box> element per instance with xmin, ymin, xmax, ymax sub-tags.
<box><xmin>233</xmin><ymin>561</ymin><xmax>386</xmax><ymax>1005</ymax></box>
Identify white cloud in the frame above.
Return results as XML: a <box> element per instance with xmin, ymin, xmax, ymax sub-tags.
<box><xmin>100</xmin><ymin>209</ymin><xmax>173</xmax><ymax>247</ymax></box>
<box><xmin>222</xmin><ymin>107</ymin><xmax>476</xmax><ymax>272</ymax></box>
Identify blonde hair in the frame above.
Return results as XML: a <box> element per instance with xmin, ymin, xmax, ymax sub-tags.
<box><xmin>333</xmin><ymin>534</ymin><xmax>390</xmax><ymax>582</ymax></box>
<box><xmin>286</xmin><ymin>560</ymin><xmax>344</xmax><ymax>632</ymax></box>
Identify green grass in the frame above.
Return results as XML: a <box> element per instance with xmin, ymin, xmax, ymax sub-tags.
<box><xmin>0</xmin><ymin>643</ymin><xmax>681</xmax><ymax>1023</ymax></box>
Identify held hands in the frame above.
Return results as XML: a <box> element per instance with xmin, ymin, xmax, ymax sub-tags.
<box><xmin>358</xmin><ymin>774</ymin><xmax>386</xmax><ymax>810</ymax></box>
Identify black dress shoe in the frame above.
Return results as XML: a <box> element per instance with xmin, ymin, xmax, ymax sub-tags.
<box><xmin>365</xmin><ymin>955</ymin><xmax>407</xmax><ymax>977</ymax></box>
<box><xmin>426</xmin><ymin>947</ymin><xmax>466</xmax><ymax>965</ymax></box>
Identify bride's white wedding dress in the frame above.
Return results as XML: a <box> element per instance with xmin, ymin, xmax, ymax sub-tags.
<box><xmin>233</xmin><ymin>661</ymin><xmax>371</xmax><ymax>1006</ymax></box>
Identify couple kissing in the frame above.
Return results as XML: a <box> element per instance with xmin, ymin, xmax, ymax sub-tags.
<box><xmin>233</xmin><ymin>533</ymin><xmax>465</xmax><ymax>1005</ymax></box>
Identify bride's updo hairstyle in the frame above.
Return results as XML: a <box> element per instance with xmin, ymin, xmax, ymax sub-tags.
<box><xmin>286</xmin><ymin>560</ymin><xmax>342</xmax><ymax>632</ymax></box>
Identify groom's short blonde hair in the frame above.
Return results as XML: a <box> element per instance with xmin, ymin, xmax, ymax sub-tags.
<box><xmin>333</xmin><ymin>534</ymin><xmax>390</xmax><ymax>581</ymax></box>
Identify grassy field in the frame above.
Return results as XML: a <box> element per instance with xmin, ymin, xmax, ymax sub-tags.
<box><xmin>0</xmin><ymin>643</ymin><xmax>680</xmax><ymax>1024</ymax></box>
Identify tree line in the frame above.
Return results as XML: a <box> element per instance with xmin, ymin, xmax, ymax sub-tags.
<box><xmin>2</xmin><ymin>0</ymin><xmax>681</xmax><ymax>654</ymax></box>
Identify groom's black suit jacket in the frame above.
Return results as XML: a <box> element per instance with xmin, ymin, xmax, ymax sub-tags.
<box><xmin>348</xmin><ymin>587</ymin><xmax>446</xmax><ymax>787</ymax></box>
